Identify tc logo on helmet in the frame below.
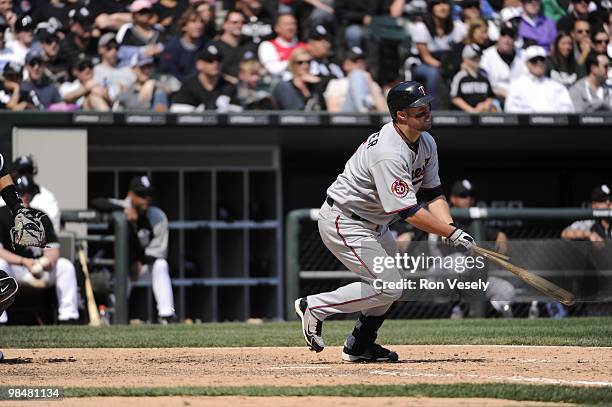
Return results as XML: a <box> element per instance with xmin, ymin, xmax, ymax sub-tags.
<box><xmin>418</xmin><ymin>86</ymin><xmax>426</xmax><ymax>96</ymax></box>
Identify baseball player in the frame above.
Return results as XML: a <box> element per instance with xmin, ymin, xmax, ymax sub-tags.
<box><xmin>295</xmin><ymin>81</ymin><xmax>476</xmax><ymax>362</ymax></box>
<box><xmin>0</xmin><ymin>152</ymin><xmax>50</xmax><ymax>361</ymax></box>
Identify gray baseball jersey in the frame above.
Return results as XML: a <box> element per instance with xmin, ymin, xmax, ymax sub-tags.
<box><xmin>326</xmin><ymin>121</ymin><xmax>441</xmax><ymax>225</ymax></box>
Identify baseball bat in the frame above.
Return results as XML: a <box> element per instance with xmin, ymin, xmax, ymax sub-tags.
<box><xmin>474</xmin><ymin>246</ymin><xmax>576</xmax><ymax>306</ymax></box>
<box><xmin>77</xmin><ymin>246</ymin><xmax>101</xmax><ymax>326</ymax></box>
<box><xmin>473</xmin><ymin>246</ymin><xmax>510</xmax><ymax>261</ymax></box>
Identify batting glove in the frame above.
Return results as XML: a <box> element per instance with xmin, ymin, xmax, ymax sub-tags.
<box><xmin>11</xmin><ymin>206</ymin><xmax>50</xmax><ymax>248</ymax></box>
<box><xmin>446</xmin><ymin>227</ymin><xmax>476</xmax><ymax>252</ymax></box>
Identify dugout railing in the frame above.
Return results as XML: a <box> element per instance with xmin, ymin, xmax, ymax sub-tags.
<box><xmin>285</xmin><ymin>207</ymin><xmax>612</xmax><ymax>320</ymax></box>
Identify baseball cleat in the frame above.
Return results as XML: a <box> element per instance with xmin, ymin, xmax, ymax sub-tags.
<box><xmin>342</xmin><ymin>343</ymin><xmax>399</xmax><ymax>362</ymax></box>
<box><xmin>294</xmin><ymin>298</ymin><xmax>325</xmax><ymax>352</ymax></box>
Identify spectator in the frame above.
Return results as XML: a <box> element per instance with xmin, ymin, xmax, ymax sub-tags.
<box><xmin>306</xmin><ymin>25</ymin><xmax>343</xmax><ymax>91</ymax></box>
<box><xmin>208</xmin><ymin>10</ymin><xmax>256</xmax><ymax>82</ymax></box>
<box><xmin>556</xmin><ymin>0</ymin><xmax>596</xmax><ymax>34</ymax></box>
<box><xmin>59</xmin><ymin>6</ymin><xmax>98</xmax><ymax>69</ymax></box>
<box><xmin>505</xmin><ymin>45</ymin><xmax>575</xmax><ymax>112</ymax></box>
<box><xmin>159</xmin><ymin>7</ymin><xmax>205</xmax><ymax>82</ymax></box>
<box><xmin>518</xmin><ymin>0</ymin><xmax>557</xmax><ymax>50</ymax></box>
<box><xmin>0</xmin><ymin>174</ymin><xmax>79</xmax><ymax>325</ymax></box>
<box><xmin>0</xmin><ymin>0</ymin><xmax>14</xmax><ymax>25</ymax></box>
<box><xmin>59</xmin><ymin>57</ymin><xmax>112</xmax><ymax>111</ymax></box>
<box><xmin>39</xmin><ymin>29</ymin><xmax>69</xmax><ymax>85</ymax></box>
<box><xmin>592</xmin><ymin>29</ymin><xmax>610</xmax><ymax>56</ymax></box>
<box><xmin>465</xmin><ymin>18</ymin><xmax>491</xmax><ymax>49</ymax></box>
<box><xmin>272</xmin><ymin>48</ymin><xmax>323</xmax><ymax>110</ymax></box>
<box><xmin>91</xmin><ymin>176</ymin><xmax>176</xmax><ymax>324</ymax></box>
<box><xmin>302</xmin><ymin>0</ymin><xmax>334</xmax><ymax>31</ymax></box>
<box><xmin>409</xmin><ymin>0</ymin><xmax>465</xmax><ymax>109</ymax></box>
<box><xmin>116</xmin><ymin>0</ymin><xmax>164</xmax><ymax>68</ymax></box>
<box><xmin>562</xmin><ymin>184</ymin><xmax>611</xmax><ymax>241</ymax></box>
<box><xmin>235</xmin><ymin>0</ymin><xmax>274</xmax><ymax>45</ymax></box>
<box><xmin>93</xmin><ymin>32</ymin><xmax>137</xmax><ymax>103</ymax></box>
<box><xmin>569</xmin><ymin>52</ymin><xmax>611</xmax><ymax>111</ymax></box>
<box><xmin>571</xmin><ymin>19</ymin><xmax>592</xmax><ymax>65</ymax></box>
<box><xmin>6</xmin><ymin>14</ymin><xmax>36</xmax><ymax>64</ymax></box>
<box><xmin>456</xmin><ymin>0</ymin><xmax>499</xmax><ymax>43</ymax></box>
<box><xmin>0</xmin><ymin>62</ymin><xmax>28</xmax><ymax>110</ymax></box>
<box><xmin>235</xmin><ymin>56</ymin><xmax>275</xmax><ymax>109</ymax></box>
<box><xmin>0</xmin><ymin>15</ymin><xmax>19</xmax><ymax>71</ymax></box>
<box><xmin>335</xmin><ymin>0</ymin><xmax>373</xmax><ymax>49</ymax></box>
<box><xmin>90</xmin><ymin>0</ymin><xmax>132</xmax><ymax>32</ymax></box>
<box><xmin>546</xmin><ymin>32</ymin><xmax>585</xmax><ymax>87</ymax></box>
<box><xmin>116</xmin><ymin>54</ymin><xmax>169</xmax><ymax>111</ymax></box>
<box><xmin>450</xmin><ymin>44</ymin><xmax>495</xmax><ymax>111</ymax></box>
<box><xmin>171</xmin><ymin>44</ymin><xmax>239</xmax><ymax>112</ymax></box>
<box><xmin>21</xmin><ymin>50</ymin><xmax>62</xmax><ymax>109</ymax></box>
<box><xmin>194</xmin><ymin>0</ymin><xmax>217</xmax><ymax>39</ymax></box>
<box><xmin>153</xmin><ymin>0</ymin><xmax>188</xmax><ymax>35</ymax></box>
<box><xmin>258</xmin><ymin>13</ymin><xmax>305</xmax><ymax>77</ymax></box>
<box><xmin>480</xmin><ymin>26</ymin><xmax>526</xmax><ymax>105</ymax></box>
<box><xmin>323</xmin><ymin>46</ymin><xmax>387</xmax><ymax>113</ymax></box>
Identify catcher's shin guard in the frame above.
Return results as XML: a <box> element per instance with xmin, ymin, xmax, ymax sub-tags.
<box><xmin>0</xmin><ymin>269</ymin><xmax>18</xmax><ymax>314</ymax></box>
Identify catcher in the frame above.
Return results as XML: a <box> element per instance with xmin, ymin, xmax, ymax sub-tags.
<box><xmin>0</xmin><ymin>152</ymin><xmax>52</xmax><ymax>361</ymax></box>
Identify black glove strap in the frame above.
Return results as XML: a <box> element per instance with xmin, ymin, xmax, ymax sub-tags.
<box><xmin>1</xmin><ymin>184</ymin><xmax>22</xmax><ymax>215</ymax></box>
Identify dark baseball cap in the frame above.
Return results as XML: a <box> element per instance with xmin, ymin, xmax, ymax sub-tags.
<box><xmin>3</xmin><ymin>61</ymin><xmax>23</xmax><ymax>77</ymax></box>
<box><xmin>451</xmin><ymin>179</ymin><xmax>476</xmax><ymax>197</ymax></box>
<box><xmin>15</xmin><ymin>15</ymin><xmax>34</xmax><ymax>32</ymax></box>
<box><xmin>129</xmin><ymin>175</ymin><xmax>154</xmax><ymax>197</ymax></box>
<box><xmin>308</xmin><ymin>25</ymin><xmax>331</xmax><ymax>41</ymax></box>
<box><xmin>592</xmin><ymin>184</ymin><xmax>611</xmax><ymax>202</ymax></box>
<box><xmin>25</xmin><ymin>49</ymin><xmax>45</xmax><ymax>65</ymax></box>
<box><xmin>345</xmin><ymin>46</ymin><xmax>365</xmax><ymax>61</ymax></box>
<box><xmin>69</xmin><ymin>7</ymin><xmax>95</xmax><ymax>28</ymax></box>
<box><xmin>198</xmin><ymin>44</ymin><xmax>222</xmax><ymax>62</ymax></box>
<box><xmin>39</xmin><ymin>28</ymin><xmax>60</xmax><ymax>43</ymax></box>
<box><xmin>12</xmin><ymin>155</ymin><xmax>36</xmax><ymax>175</ymax></box>
<box><xmin>13</xmin><ymin>175</ymin><xmax>35</xmax><ymax>195</ymax></box>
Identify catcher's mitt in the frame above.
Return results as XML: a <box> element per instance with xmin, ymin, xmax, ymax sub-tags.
<box><xmin>10</xmin><ymin>206</ymin><xmax>50</xmax><ymax>248</ymax></box>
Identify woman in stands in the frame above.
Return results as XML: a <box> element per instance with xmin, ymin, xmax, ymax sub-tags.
<box><xmin>272</xmin><ymin>48</ymin><xmax>323</xmax><ymax>111</ymax></box>
<box><xmin>546</xmin><ymin>32</ymin><xmax>585</xmax><ymax>88</ymax></box>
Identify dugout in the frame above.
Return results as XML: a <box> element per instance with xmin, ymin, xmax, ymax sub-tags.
<box><xmin>2</xmin><ymin>111</ymin><xmax>612</xmax><ymax>322</ymax></box>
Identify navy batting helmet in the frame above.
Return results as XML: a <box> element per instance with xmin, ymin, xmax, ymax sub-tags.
<box><xmin>387</xmin><ymin>81</ymin><xmax>434</xmax><ymax>121</ymax></box>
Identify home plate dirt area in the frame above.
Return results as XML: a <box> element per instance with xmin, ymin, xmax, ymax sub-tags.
<box><xmin>1</xmin><ymin>345</ymin><xmax>610</xmax><ymax>389</ymax></box>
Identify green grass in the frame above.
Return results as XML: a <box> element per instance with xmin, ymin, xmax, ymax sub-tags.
<box><xmin>1</xmin><ymin>317</ymin><xmax>610</xmax><ymax>348</ymax></box>
<box><xmin>62</xmin><ymin>384</ymin><xmax>612</xmax><ymax>404</ymax></box>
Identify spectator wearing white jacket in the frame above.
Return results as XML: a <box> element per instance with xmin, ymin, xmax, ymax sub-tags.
<box><xmin>505</xmin><ymin>45</ymin><xmax>575</xmax><ymax>113</ymax></box>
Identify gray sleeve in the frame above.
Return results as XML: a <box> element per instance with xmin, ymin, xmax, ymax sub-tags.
<box><xmin>371</xmin><ymin>159</ymin><xmax>418</xmax><ymax>214</ymax></box>
<box><xmin>145</xmin><ymin>207</ymin><xmax>168</xmax><ymax>259</ymax></box>
<box><xmin>568</xmin><ymin>83</ymin><xmax>587</xmax><ymax>113</ymax></box>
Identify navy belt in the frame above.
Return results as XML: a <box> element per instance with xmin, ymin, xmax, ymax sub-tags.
<box><xmin>326</xmin><ymin>197</ymin><xmax>367</xmax><ymax>222</ymax></box>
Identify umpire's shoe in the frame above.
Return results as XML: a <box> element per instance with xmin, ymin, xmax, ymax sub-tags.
<box><xmin>294</xmin><ymin>298</ymin><xmax>324</xmax><ymax>352</ymax></box>
<box><xmin>342</xmin><ymin>343</ymin><xmax>399</xmax><ymax>363</ymax></box>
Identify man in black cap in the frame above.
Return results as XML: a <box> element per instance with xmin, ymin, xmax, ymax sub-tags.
<box><xmin>305</xmin><ymin>24</ymin><xmax>343</xmax><ymax>94</ymax></box>
<box><xmin>91</xmin><ymin>175</ymin><xmax>176</xmax><ymax>324</ymax></box>
<box><xmin>171</xmin><ymin>44</ymin><xmax>239</xmax><ymax>112</ymax></box>
<box><xmin>38</xmin><ymin>28</ymin><xmax>70</xmax><ymax>84</ymax></box>
<box><xmin>6</xmin><ymin>14</ymin><xmax>35</xmax><ymax>65</ymax></box>
<box><xmin>21</xmin><ymin>49</ymin><xmax>62</xmax><ymax>109</ymax></box>
<box><xmin>0</xmin><ymin>61</ymin><xmax>28</xmax><ymax>110</ymax></box>
<box><xmin>562</xmin><ymin>184</ymin><xmax>611</xmax><ymax>241</ymax></box>
<box><xmin>323</xmin><ymin>46</ymin><xmax>386</xmax><ymax>113</ymax></box>
<box><xmin>59</xmin><ymin>6</ymin><xmax>98</xmax><ymax>69</ymax></box>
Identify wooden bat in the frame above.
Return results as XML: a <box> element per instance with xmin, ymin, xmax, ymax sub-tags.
<box><xmin>473</xmin><ymin>246</ymin><xmax>510</xmax><ymax>261</ymax></box>
<box><xmin>474</xmin><ymin>246</ymin><xmax>576</xmax><ymax>306</ymax></box>
<box><xmin>78</xmin><ymin>246</ymin><xmax>101</xmax><ymax>326</ymax></box>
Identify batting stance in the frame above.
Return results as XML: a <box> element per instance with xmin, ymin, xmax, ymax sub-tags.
<box><xmin>0</xmin><ymin>152</ymin><xmax>51</xmax><ymax>360</ymax></box>
<box><xmin>295</xmin><ymin>81</ymin><xmax>476</xmax><ymax>362</ymax></box>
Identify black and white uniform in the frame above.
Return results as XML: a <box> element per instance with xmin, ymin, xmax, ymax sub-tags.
<box><xmin>308</xmin><ymin>121</ymin><xmax>443</xmax><ymax>320</ymax></box>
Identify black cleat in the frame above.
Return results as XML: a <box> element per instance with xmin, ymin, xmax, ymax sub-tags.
<box><xmin>342</xmin><ymin>343</ymin><xmax>399</xmax><ymax>362</ymax></box>
<box><xmin>294</xmin><ymin>298</ymin><xmax>325</xmax><ymax>352</ymax></box>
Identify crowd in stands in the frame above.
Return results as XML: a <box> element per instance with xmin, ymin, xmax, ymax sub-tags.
<box><xmin>0</xmin><ymin>0</ymin><xmax>609</xmax><ymax>113</ymax></box>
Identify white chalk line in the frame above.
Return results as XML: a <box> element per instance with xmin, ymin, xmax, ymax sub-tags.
<box><xmin>269</xmin><ymin>366</ymin><xmax>333</xmax><ymax>370</ymax></box>
<box><xmin>369</xmin><ymin>370</ymin><xmax>612</xmax><ymax>387</ymax></box>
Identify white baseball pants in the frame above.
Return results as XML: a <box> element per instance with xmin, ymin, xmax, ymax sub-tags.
<box><xmin>127</xmin><ymin>258</ymin><xmax>175</xmax><ymax>318</ymax></box>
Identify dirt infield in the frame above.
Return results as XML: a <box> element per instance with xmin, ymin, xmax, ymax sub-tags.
<box><xmin>1</xmin><ymin>345</ymin><xmax>610</xmax><ymax>389</ymax></box>
<box><xmin>6</xmin><ymin>396</ymin><xmax>566</xmax><ymax>407</ymax></box>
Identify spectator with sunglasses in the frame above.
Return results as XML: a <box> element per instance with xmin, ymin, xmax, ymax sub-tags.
<box><xmin>480</xmin><ymin>26</ymin><xmax>526</xmax><ymax>105</ymax></box>
<box><xmin>546</xmin><ymin>32</ymin><xmax>585</xmax><ymax>87</ymax></box>
<box><xmin>569</xmin><ymin>52</ymin><xmax>611</xmax><ymax>111</ymax></box>
<box><xmin>117</xmin><ymin>0</ymin><xmax>164</xmax><ymax>68</ymax></box>
<box><xmin>505</xmin><ymin>45</ymin><xmax>574</xmax><ymax>112</ymax></box>
<box><xmin>571</xmin><ymin>19</ymin><xmax>592</xmax><ymax>65</ymax></box>
<box><xmin>93</xmin><ymin>32</ymin><xmax>137</xmax><ymax>103</ymax></box>
<box><xmin>557</xmin><ymin>0</ymin><xmax>593</xmax><ymax>33</ymax></box>
<box><xmin>591</xmin><ymin>29</ymin><xmax>610</xmax><ymax>56</ymax></box>
<box><xmin>38</xmin><ymin>29</ymin><xmax>69</xmax><ymax>84</ymax></box>
<box><xmin>20</xmin><ymin>49</ymin><xmax>62</xmax><ymax>109</ymax></box>
<box><xmin>518</xmin><ymin>0</ymin><xmax>557</xmax><ymax>50</ymax></box>
<box><xmin>59</xmin><ymin>56</ymin><xmax>111</xmax><ymax>110</ymax></box>
<box><xmin>272</xmin><ymin>48</ymin><xmax>323</xmax><ymax>110</ymax></box>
